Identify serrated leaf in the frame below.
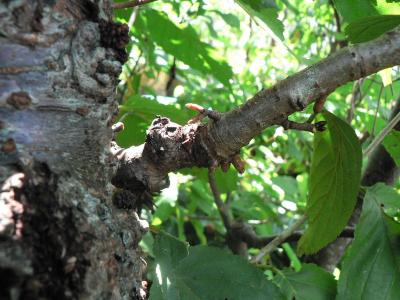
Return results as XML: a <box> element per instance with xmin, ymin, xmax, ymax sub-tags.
<box><xmin>337</xmin><ymin>187</ymin><xmax>400</xmax><ymax>300</ymax></box>
<box><xmin>298</xmin><ymin>111</ymin><xmax>362</xmax><ymax>255</ymax></box>
<box><xmin>274</xmin><ymin>264</ymin><xmax>337</xmax><ymax>300</ymax></box>
<box><xmin>235</xmin><ymin>0</ymin><xmax>284</xmax><ymax>40</ymax></box>
<box><xmin>383</xmin><ymin>130</ymin><xmax>400</xmax><ymax>167</ymax></box>
<box><xmin>150</xmin><ymin>232</ymin><xmax>283</xmax><ymax>300</ymax></box>
<box><xmin>134</xmin><ymin>9</ymin><xmax>233</xmax><ymax>86</ymax></box>
<box><xmin>345</xmin><ymin>15</ymin><xmax>400</xmax><ymax>43</ymax></box>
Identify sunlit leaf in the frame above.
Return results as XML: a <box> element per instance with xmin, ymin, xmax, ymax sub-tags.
<box><xmin>334</xmin><ymin>0</ymin><xmax>400</xmax><ymax>23</ymax></box>
<box><xmin>298</xmin><ymin>111</ymin><xmax>362</xmax><ymax>255</ymax></box>
<box><xmin>337</xmin><ymin>186</ymin><xmax>400</xmax><ymax>300</ymax></box>
<box><xmin>235</xmin><ymin>0</ymin><xmax>284</xmax><ymax>40</ymax></box>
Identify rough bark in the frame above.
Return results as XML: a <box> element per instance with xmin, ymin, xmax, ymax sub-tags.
<box><xmin>0</xmin><ymin>1</ymin><xmax>147</xmax><ymax>299</ymax></box>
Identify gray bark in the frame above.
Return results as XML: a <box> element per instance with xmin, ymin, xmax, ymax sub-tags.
<box><xmin>0</xmin><ymin>1</ymin><xmax>147</xmax><ymax>299</ymax></box>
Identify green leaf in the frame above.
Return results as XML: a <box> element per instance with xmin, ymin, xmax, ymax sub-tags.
<box><xmin>212</xmin><ymin>11</ymin><xmax>241</xmax><ymax>28</ymax></box>
<box><xmin>334</xmin><ymin>0</ymin><xmax>400</xmax><ymax>24</ymax></box>
<box><xmin>367</xmin><ymin>183</ymin><xmax>400</xmax><ymax>209</ymax></box>
<box><xmin>298</xmin><ymin>111</ymin><xmax>362</xmax><ymax>255</ymax></box>
<box><xmin>134</xmin><ymin>9</ymin><xmax>233</xmax><ymax>86</ymax></box>
<box><xmin>337</xmin><ymin>187</ymin><xmax>400</xmax><ymax>300</ymax></box>
<box><xmin>282</xmin><ymin>243</ymin><xmax>302</xmax><ymax>272</ymax></box>
<box><xmin>150</xmin><ymin>232</ymin><xmax>283</xmax><ymax>300</ymax></box>
<box><xmin>179</xmin><ymin>166</ymin><xmax>238</xmax><ymax>194</ymax></box>
<box><xmin>235</xmin><ymin>0</ymin><xmax>284</xmax><ymax>40</ymax></box>
<box><xmin>379</xmin><ymin>67</ymin><xmax>393</xmax><ymax>86</ymax></box>
<box><xmin>383</xmin><ymin>130</ymin><xmax>400</xmax><ymax>167</ymax></box>
<box><xmin>345</xmin><ymin>15</ymin><xmax>400</xmax><ymax>43</ymax></box>
<box><xmin>274</xmin><ymin>264</ymin><xmax>337</xmax><ymax>300</ymax></box>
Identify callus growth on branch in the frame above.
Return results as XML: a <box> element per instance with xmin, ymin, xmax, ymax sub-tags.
<box><xmin>111</xmin><ymin>26</ymin><xmax>400</xmax><ymax>210</ymax></box>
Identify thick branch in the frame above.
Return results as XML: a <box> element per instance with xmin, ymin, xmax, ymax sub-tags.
<box><xmin>111</xmin><ymin>27</ymin><xmax>400</xmax><ymax>211</ymax></box>
<box><xmin>208</xmin><ymin>26</ymin><xmax>400</xmax><ymax>158</ymax></box>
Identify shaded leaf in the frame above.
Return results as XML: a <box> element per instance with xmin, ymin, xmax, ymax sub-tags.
<box><xmin>274</xmin><ymin>264</ymin><xmax>337</xmax><ymax>300</ymax></box>
<box><xmin>383</xmin><ymin>130</ymin><xmax>400</xmax><ymax>167</ymax></box>
<box><xmin>337</xmin><ymin>187</ymin><xmax>400</xmax><ymax>300</ymax></box>
<box><xmin>150</xmin><ymin>232</ymin><xmax>283</xmax><ymax>300</ymax></box>
<box><xmin>345</xmin><ymin>15</ymin><xmax>400</xmax><ymax>43</ymax></box>
<box><xmin>298</xmin><ymin>111</ymin><xmax>362</xmax><ymax>255</ymax></box>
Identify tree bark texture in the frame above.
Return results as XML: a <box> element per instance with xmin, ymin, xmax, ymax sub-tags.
<box><xmin>0</xmin><ymin>1</ymin><xmax>147</xmax><ymax>299</ymax></box>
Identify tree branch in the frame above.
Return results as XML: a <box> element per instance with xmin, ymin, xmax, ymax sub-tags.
<box><xmin>112</xmin><ymin>0</ymin><xmax>158</xmax><ymax>9</ymax></box>
<box><xmin>208</xmin><ymin>26</ymin><xmax>400</xmax><ymax>159</ymax></box>
<box><xmin>251</xmin><ymin>216</ymin><xmax>307</xmax><ymax>263</ymax></box>
<box><xmin>111</xmin><ymin>27</ymin><xmax>400</xmax><ymax>216</ymax></box>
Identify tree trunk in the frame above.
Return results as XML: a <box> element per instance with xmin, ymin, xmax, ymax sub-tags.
<box><xmin>0</xmin><ymin>1</ymin><xmax>147</xmax><ymax>299</ymax></box>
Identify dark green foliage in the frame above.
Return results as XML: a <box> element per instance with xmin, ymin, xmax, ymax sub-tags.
<box><xmin>298</xmin><ymin>112</ymin><xmax>362</xmax><ymax>255</ymax></box>
<box><xmin>150</xmin><ymin>232</ymin><xmax>283</xmax><ymax>300</ymax></box>
<box><xmin>274</xmin><ymin>264</ymin><xmax>337</xmax><ymax>300</ymax></box>
<box><xmin>337</xmin><ymin>185</ymin><xmax>400</xmax><ymax>300</ymax></box>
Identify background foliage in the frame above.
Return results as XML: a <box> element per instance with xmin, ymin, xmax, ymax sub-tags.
<box><xmin>114</xmin><ymin>0</ymin><xmax>400</xmax><ymax>298</ymax></box>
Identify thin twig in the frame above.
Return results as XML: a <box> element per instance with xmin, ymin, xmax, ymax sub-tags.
<box><xmin>251</xmin><ymin>215</ymin><xmax>307</xmax><ymax>264</ymax></box>
<box><xmin>235</xmin><ymin>224</ymin><xmax>354</xmax><ymax>248</ymax></box>
<box><xmin>364</xmin><ymin>109</ymin><xmax>400</xmax><ymax>157</ymax></box>
<box><xmin>208</xmin><ymin>169</ymin><xmax>232</xmax><ymax>230</ymax></box>
<box><xmin>347</xmin><ymin>80</ymin><xmax>362</xmax><ymax>123</ymax></box>
<box><xmin>371</xmin><ymin>83</ymin><xmax>384</xmax><ymax>137</ymax></box>
<box><xmin>112</xmin><ymin>0</ymin><xmax>158</xmax><ymax>9</ymax></box>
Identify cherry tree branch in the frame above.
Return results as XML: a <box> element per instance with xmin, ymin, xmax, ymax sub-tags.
<box><xmin>111</xmin><ymin>27</ymin><xmax>400</xmax><ymax>214</ymax></box>
<box><xmin>208</xmin><ymin>26</ymin><xmax>400</xmax><ymax>159</ymax></box>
